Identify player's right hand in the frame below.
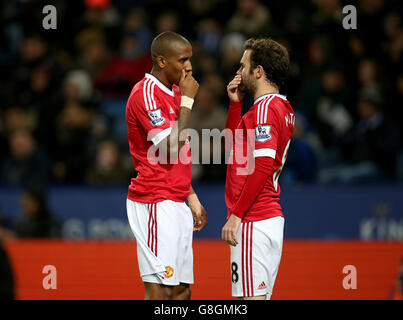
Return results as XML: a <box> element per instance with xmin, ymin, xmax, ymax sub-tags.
<box><xmin>227</xmin><ymin>75</ymin><xmax>244</xmax><ymax>103</ymax></box>
<box><xmin>179</xmin><ymin>69</ymin><xmax>199</xmax><ymax>99</ymax></box>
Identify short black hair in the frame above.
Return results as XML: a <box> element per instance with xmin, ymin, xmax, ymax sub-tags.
<box><xmin>150</xmin><ymin>31</ymin><xmax>190</xmax><ymax>65</ymax></box>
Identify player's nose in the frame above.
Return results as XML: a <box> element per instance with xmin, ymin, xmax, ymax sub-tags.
<box><xmin>184</xmin><ymin>65</ymin><xmax>192</xmax><ymax>73</ymax></box>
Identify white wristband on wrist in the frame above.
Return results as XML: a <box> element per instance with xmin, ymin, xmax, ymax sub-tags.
<box><xmin>180</xmin><ymin>96</ymin><xmax>194</xmax><ymax>110</ymax></box>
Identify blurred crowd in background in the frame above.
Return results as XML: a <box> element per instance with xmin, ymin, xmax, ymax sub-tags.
<box><xmin>0</xmin><ymin>0</ymin><xmax>402</xmax><ymax>190</ymax></box>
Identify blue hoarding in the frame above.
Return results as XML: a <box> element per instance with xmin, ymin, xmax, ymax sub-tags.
<box><xmin>0</xmin><ymin>183</ymin><xmax>402</xmax><ymax>240</ymax></box>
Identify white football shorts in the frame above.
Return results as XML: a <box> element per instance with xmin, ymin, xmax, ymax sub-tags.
<box><xmin>126</xmin><ymin>198</ymin><xmax>194</xmax><ymax>286</ymax></box>
<box><xmin>230</xmin><ymin>216</ymin><xmax>284</xmax><ymax>299</ymax></box>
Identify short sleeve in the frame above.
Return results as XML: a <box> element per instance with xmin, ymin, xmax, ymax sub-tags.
<box><xmin>131</xmin><ymin>91</ymin><xmax>172</xmax><ymax>146</ymax></box>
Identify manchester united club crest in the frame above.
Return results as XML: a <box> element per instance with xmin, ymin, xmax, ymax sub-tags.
<box><xmin>164</xmin><ymin>266</ymin><xmax>174</xmax><ymax>279</ymax></box>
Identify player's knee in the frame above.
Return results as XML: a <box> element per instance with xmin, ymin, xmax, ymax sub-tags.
<box><xmin>163</xmin><ymin>286</ymin><xmax>174</xmax><ymax>300</ymax></box>
<box><xmin>182</xmin><ymin>286</ymin><xmax>191</xmax><ymax>300</ymax></box>
<box><xmin>172</xmin><ymin>285</ymin><xmax>191</xmax><ymax>300</ymax></box>
<box><xmin>144</xmin><ymin>282</ymin><xmax>173</xmax><ymax>300</ymax></box>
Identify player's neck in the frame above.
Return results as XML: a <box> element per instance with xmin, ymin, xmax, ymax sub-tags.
<box><xmin>150</xmin><ymin>69</ymin><xmax>173</xmax><ymax>90</ymax></box>
<box><xmin>253</xmin><ymin>82</ymin><xmax>279</xmax><ymax>101</ymax></box>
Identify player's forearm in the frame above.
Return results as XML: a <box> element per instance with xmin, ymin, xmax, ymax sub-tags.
<box><xmin>161</xmin><ymin>97</ymin><xmax>193</xmax><ymax>157</ymax></box>
<box><xmin>187</xmin><ymin>185</ymin><xmax>199</xmax><ymax>202</ymax></box>
<box><xmin>225</xmin><ymin>101</ymin><xmax>242</xmax><ymax>152</ymax></box>
<box><xmin>225</xmin><ymin>101</ymin><xmax>242</xmax><ymax>135</ymax></box>
<box><xmin>166</xmin><ymin>107</ymin><xmax>191</xmax><ymax>155</ymax></box>
<box><xmin>231</xmin><ymin>157</ymin><xmax>274</xmax><ymax>219</ymax></box>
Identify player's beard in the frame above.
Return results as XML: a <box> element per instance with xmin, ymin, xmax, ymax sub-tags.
<box><xmin>238</xmin><ymin>73</ymin><xmax>256</xmax><ymax>96</ymax></box>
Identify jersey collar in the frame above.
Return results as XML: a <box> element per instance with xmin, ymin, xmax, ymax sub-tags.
<box><xmin>254</xmin><ymin>93</ymin><xmax>287</xmax><ymax>104</ymax></box>
<box><xmin>145</xmin><ymin>73</ymin><xmax>175</xmax><ymax>97</ymax></box>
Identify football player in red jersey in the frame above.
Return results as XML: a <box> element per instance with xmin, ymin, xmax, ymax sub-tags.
<box><xmin>222</xmin><ymin>38</ymin><xmax>294</xmax><ymax>300</ymax></box>
<box><xmin>125</xmin><ymin>31</ymin><xmax>207</xmax><ymax>300</ymax></box>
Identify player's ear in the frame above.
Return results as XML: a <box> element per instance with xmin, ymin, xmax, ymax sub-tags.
<box><xmin>255</xmin><ymin>65</ymin><xmax>264</xmax><ymax>79</ymax></box>
<box><xmin>156</xmin><ymin>55</ymin><xmax>167</xmax><ymax>69</ymax></box>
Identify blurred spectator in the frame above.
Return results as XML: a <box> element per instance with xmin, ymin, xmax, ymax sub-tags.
<box><xmin>123</xmin><ymin>8</ymin><xmax>153</xmax><ymax>58</ymax></box>
<box><xmin>190</xmin><ymin>84</ymin><xmax>227</xmax><ymax>180</ymax></box>
<box><xmin>226</xmin><ymin>0</ymin><xmax>274</xmax><ymax>38</ymax></box>
<box><xmin>52</xmin><ymin>101</ymin><xmax>96</xmax><ymax>182</ymax></box>
<box><xmin>7</xmin><ymin>33</ymin><xmax>57</xmax><ymax>108</ymax></box>
<box><xmin>0</xmin><ymin>241</ymin><xmax>14</xmax><ymax>299</ymax></box>
<box><xmin>297</xmin><ymin>62</ymin><xmax>353</xmax><ymax>150</ymax></box>
<box><xmin>340</xmin><ymin>88</ymin><xmax>400</xmax><ymax>180</ymax></box>
<box><xmin>14</xmin><ymin>186</ymin><xmax>61</xmax><ymax>238</ymax></box>
<box><xmin>93</xmin><ymin>30</ymin><xmax>152</xmax><ymax>98</ymax></box>
<box><xmin>202</xmin><ymin>72</ymin><xmax>227</xmax><ymax>106</ymax></box>
<box><xmin>1</xmin><ymin>129</ymin><xmax>49</xmax><ymax>187</ymax></box>
<box><xmin>382</xmin><ymin>12</ymin><xmax>403</xmax><ymax>68</ymax></box>
<box><xmin>35</xmin><ymin>69</ymin><xmax>96</xmax><ymax>156</ymax></box>
<box><xmin>357</xmin><ymin>58</ymin><xmax>385</xmax><ymax>99</ymax></box>
<box><xmin>357</xmin><ymin>0</ymin><xmax>388</xmax><ymax>59</ymax></box>
<box><xmin>64</xmin><ymin>69</ymin><xmax>94</xmax><ymax>103</ymax></box>
<box><xmin>74</xmin><ymin>27</ymin><xmax>111</xmax><ymax>77</ymax></box>
<box><xmin>219</xmin><ymin>32</ymin><xmax>246</xmax><ymax>82</ymax></box>
<box><xmin>388</xmin><ymin>256</ymin><xmax>403</xmax><ymax>300</ymax></box>
<box><xmin>0</xmin><ymin>205</ymin><xmax>14</xmax><ymax>240</ymax></box>
<box><xmin>321</xmin><ymin>88</ymin><xmax>400</xmax><ymax>183</ymax></box>
<box><xmin>186</xmin><ymin>0</ymin><xmax>220</xmax><ymax>20</ymax></box>
<box><xmin>155</xmin><ymin>10</ymin><xmax>181</xmax><ymax>34</ymax></box>
<box><xmin>190</xmin><ymin>84</ymin><xmax>227</xmax><ymax>134</ymax></box>
<box><xmin>3</xmin><ymin>106</ymin><xmax>36</xmax><ymax>134</ymax></box>
<box><xmin>389</xmin><ymin>73</ymin><xmax>403</xmax><ymax>142</ymax></box>
<box><xmin>83</xmin><ymin>0</ymin><xmax>120</xmax><ymax>28</ymax></box>
<box><xmin>93</xmin><ymin>6</ymin><xmax>152</xmax><ymax>98</ymax></box>
<box><xmin>197</xmin><ymin>18</ymin><xmax>222</xmax><ymax>54</ymax></box>
<box><xmin>78</xmin><ymin>0</ymin><xmax>121</xmax><ymax>50</ymax></box>
<box><xmin>311</xmin><ymin>0</ymin><xmax>343</xmax><ymax>35</ymax></box>
<box><xmin>301</xmin><ymin>36</ymin><xmax>332</xmax><ymax>87</ymax></box>
<box><xmin>283</xmin><ymin>113</ymin><xmax>318</xmax><ymax>183</ymax></box>
<box><xmin>86</xmin><ymin>139</ymin><xmax>131</xmax><ymax>184</ymax></box>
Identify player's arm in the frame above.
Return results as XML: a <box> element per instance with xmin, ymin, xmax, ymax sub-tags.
<box><xmin>222</xmin><ymin>108</ymin><xmax>281</xmax><ymax>246</ymax></box>
<box><xmin>221</xmin><ymin>157</ymin><xmax>274</xmax><ymax>246</ymax></box>
<box><xmin>158</xmin><ymin>70</ymin><xmax>199</xmax><ymax>157</ymax></box>
<box><xmin>230</xmin><ymin>157</ymin><xmax>274</xmax><ymax>219</ymax></box>
<box><xmin>231</xmin><ymin>108</ymin><xmax>281</xmax><ymax>220</ymax></box>
<box><xmin>187</xmin><ymin>185</ymin><xmax>207</xmax><ymax>231</ymax></box>
<box><xmin>225</xmin><ymin>75</ymin><xmax>244</xmax><ymax>152</ymax></box>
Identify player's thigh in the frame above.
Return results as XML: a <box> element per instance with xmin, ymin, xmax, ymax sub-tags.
<box><xmin>144</xmin><ymin>200</ymin><xmax>193</xmax><ymax>285</ymax></box>
<box><xmin>176</xmin><ymin>202</ymin><xmax>194</xmax><ymax>282</ymax></box>
<box><xmin>144</xmin><ymin>282</ymin><xmax>190</xmax><ymax>300</ymax></box>
<box><xmin>230</xmin><ymin>217</ymin><xmax>284</xmax><ymax>298</ymax></box>
<box><xmin>172</xmin><ymin>283</ymin><xmax>191</xmax><ymax>300</ymax></box>
<box><xmin>127</xmin><ymin>199</ymin><xmax>181</xmax><ymax>283</ymax></box>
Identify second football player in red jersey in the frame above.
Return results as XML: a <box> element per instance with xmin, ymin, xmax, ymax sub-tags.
<box><xmin>222</xmin><ymin>38</ymin><xmax>294</xmax><ymax>300</ymax></box>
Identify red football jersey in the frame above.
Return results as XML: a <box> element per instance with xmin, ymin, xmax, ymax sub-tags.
<box><xmin>225</xmin><ymin>94</ymin><xmax>295</xmax><ymax>222</ymax></box>
<box><xmin>125</xmin><ymin>73</ymin><xmax>191</xmax><ymax>203</ymax></box>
